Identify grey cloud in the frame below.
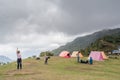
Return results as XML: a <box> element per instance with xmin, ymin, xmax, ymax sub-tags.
<box><xmin>0</xmin><ymin>0</ymin><xmax>120</xmax><ymax>43</ymax></box>
<box><xmin>56</xmin><ymin>0</ymin><xmax>120</xmax><ymax>34</ymax></box>
<box><xmin>0</xmin><ymin>0</ymin><xmax>29</xmax><ymax>35</ymax></box>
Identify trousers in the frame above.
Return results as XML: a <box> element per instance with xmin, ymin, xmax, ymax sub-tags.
<box><xmin>17</xmin><ymin>58</ymin><xmax>22</xmax><ymax>69</ymax></box>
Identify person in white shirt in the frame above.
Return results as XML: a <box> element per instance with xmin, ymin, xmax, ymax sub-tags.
<box><xmin>16</xmin><ymin>48</ymin><xmax>22</xmax><ymax>70</ymax></box>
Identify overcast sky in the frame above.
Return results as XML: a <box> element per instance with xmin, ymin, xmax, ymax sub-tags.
<box><xmin>0</xmin><ymin>0</ymin><xmax>120</xmax><ymax>60</ymax></box>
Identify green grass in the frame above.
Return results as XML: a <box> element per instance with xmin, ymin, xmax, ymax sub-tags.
<box><xmin>0</xmin><ymin>57</ymin><xmax>120</xmax><ymax>80</ymax></box>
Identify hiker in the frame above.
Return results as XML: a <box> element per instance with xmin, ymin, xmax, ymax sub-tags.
<box><xmin>44</xmin><ymin>56</ymin><xmax>50</xmax><ymax>64</ymax></box>
<box><xmin>89</xmin><ymin>57</ymin><xmax>93</xmax><ymax>65</ymax></box>
<box><xmin>76</xmin><ymin>51</ymin><xmax>80</xmax><ymax>63</ymax></box>
<box><xmin>16</xmin><ymin>48</ymin><xmax>22</xmax><ymax>69</ymax></box>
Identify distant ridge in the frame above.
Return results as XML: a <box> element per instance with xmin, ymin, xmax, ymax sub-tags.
<box><xmin>0</xmin><ymin>55</ymin><xmax>12</xmax><ymax>64</ymax></box>
<box><xmin>52</xmin><ymin>28</ymin><xmax>120</xmax><ymax>55</ymax></box>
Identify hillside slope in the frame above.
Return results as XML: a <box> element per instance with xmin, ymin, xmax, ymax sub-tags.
<box><xmin>52</xmin><ymin>28</ymin><xmax>120</xmax><ymax>55</ymax></box>
<box><xmin>0</xmin><ymin>57</ymin><xmax>120</xmax><ymax>80</ymax></box>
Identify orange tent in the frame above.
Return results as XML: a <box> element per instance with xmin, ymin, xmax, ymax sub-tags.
<box><xmin>101</xmin><ymin>51</ymin><xmax>108</xmax><ymax>59</ymax></box>
<box><xmin>71</xmin><ymin>51</ymin><xmax>83</xmax><ymax>58</ymax></box>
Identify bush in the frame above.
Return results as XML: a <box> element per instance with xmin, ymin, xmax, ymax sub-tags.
<box><xmin>40</xmin><ymin>51</ymin><xmax>54</xmax><ymax>57</ymax></box>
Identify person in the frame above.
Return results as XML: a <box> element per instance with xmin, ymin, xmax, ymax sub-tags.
<box><xmin>76</xmin><ymin>51</ymin><xmax>80</xmax><ymax>63</ymax></box>
<box><xmin>16</xmin><ymin>48</ymin><xmax>22</xmax><ymax>70</ymax></box>
<box><xmin>89</xmin><ymin>57</ymin><xmax>93</xmax><ymax>65</ymax></box>
<box><xmin>80</xmin><ymin>59</ymin><xmax>88</xmax><ymax>64</ymax></box>
<box><xmin>44</xmin><ymin>55</ymin><xmax>50</xmax><ymax>64</ymax></box>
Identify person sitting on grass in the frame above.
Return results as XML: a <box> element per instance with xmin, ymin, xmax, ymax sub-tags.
<box><xmin>80</xmin><ymin>59</ymin><xmax>88</xmax><ymax>64</ymax></box>
<box><xmin>89</xmin><ymin>57</ymin><xmax>93</xmax><ymax>65</ymax></box>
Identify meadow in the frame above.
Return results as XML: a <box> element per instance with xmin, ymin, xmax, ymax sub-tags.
<box><xmin>0</xmin><ymin>57</ymin><xmax>120</xmax><ymax>80</ymax></box>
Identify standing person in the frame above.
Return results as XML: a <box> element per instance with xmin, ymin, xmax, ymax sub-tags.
<box><xmin>16</xmin><ymin>48</ymin><xmax>22</xmax><ymax>70</ymax></box>
<box><xmin>77</xmin><ymin>51</ymin><xmax>80</xmax><ymax>63</ymax></box>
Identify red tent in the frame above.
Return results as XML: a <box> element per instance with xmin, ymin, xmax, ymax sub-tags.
<box><xmin>59</xmin><ymin>51</ymin><xmax>71</xmax><ymax>58</ymax></box>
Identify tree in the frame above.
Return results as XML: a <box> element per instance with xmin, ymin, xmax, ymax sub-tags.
<box><xmin>32</xmin><ymin>55</ymin><xmax>36</xmax><ymax>58</ymax></box>
<box><xmin>40</xmin><ymin>51</ymin><xmax>54</xmax><ymax>57</ymax></box>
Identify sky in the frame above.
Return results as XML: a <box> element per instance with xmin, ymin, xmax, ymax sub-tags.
<box><xmin>0</xmin><ymin>0</ymin><xmax>120</xmax><ymax>60</ymax></box>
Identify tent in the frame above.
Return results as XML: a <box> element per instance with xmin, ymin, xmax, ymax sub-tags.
<box><xmin>101</xmin><ymin>51</ymin><xmax>108</xmax><ymax>59</ymax></box>
<box><xmin>71</xmin><ymin>51</ymin><xmax>83</xmax><ymax>58</ymax></box>
<box><xmin>59</xmin><ymin>51</ymin><xmax>71</xmax><ymax>58</ymax></box>
<box><xmin>88</xmin><ymin>51</ymin><xmax>104</xmax><ymax>61</ymax></box>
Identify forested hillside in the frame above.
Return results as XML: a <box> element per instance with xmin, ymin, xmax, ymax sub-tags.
<box><xmin>52</xmin><ymin>28</ymin><xmax>120</xmax><ymax>55</ymax></box>
<box><xmin>83</xmin><ymin>34</ymin><xmax>120</xmax><ymax>55</ymax></box>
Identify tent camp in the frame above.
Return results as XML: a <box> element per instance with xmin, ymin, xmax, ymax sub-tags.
<box><xmin>71</xmin><ymin>51</ymin><xmax>83</xmax><ymax>58</ymax></box>
<box><xmin>59</xmin><ymin>51</ymin><xmax>71</xmax><ymax>58</ymax></box>
<box><xmin>88</xmin><ymin>51</ymin><xmax>108</xmax><ymax>61</ymax></box>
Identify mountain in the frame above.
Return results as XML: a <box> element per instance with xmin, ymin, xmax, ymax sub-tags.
<box><xmin>83</xmin><ymin>34</ymin><xmax>120</xmax><ymax>55</ymax></box>
<box><xmin>0</xmin><ymin>55</ymin><xmax>12</xmax><ymax>65</ymax></box>
<box><xmin>52</xmin><ymin>28</ymin><xmax>120</xmax><ymax>55</ymax></box>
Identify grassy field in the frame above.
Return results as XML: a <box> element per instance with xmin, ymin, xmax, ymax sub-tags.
<box><xmin>0</xmin><ymin>56</ymin><xmax>120</xmax><ymax>80</ymax></box>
